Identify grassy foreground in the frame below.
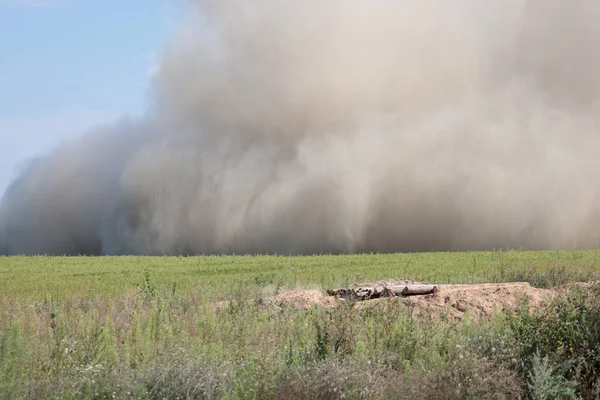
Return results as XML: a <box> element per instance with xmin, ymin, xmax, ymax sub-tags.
<box><xmin>1</xmin><ymin>251</ymin><xmax>600</xmax><ymax>399</ymax></box>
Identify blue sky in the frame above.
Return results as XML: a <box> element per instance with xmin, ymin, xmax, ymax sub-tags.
<box><xmin>0</xmin><ymin>0</ymin><xmax>185</xmax><ymax>195</ymax></box>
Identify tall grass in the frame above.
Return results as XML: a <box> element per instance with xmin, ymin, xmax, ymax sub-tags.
<box><xmin>0</xmin><ymin>285</ymin><xmax>524</xmax><ymax>399</ymax></box>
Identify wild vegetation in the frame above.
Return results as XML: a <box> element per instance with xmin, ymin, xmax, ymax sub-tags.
<box><xmin>1</xmin><ymin>250</ymin><xmax>600</xmax><ymax>399</ymax></box>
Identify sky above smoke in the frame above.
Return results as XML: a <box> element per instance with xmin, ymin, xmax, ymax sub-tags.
<box><xmin>1</xmin><ymin>0</ymin><xmax>600</xmax><ymax>255</ymax></box>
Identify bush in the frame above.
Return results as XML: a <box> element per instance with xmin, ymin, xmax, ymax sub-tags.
<box><xmin>509</xmin><ymin>285</ymin><xmax>600</xmax><ymax>398</ymax></box>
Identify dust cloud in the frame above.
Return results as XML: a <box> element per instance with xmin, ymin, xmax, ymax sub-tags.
<box><xmin>1</xmin><ymin>0</ymin><xmax>600</xmax><ymax>255</ymax></box>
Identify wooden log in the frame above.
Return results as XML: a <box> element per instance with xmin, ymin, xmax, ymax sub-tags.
<box><xmin>401</xmin><ymin>285</ymin><xmax>439</xmax><ymax>296</ymax></box>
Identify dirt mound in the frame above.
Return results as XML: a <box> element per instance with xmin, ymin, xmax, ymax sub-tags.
<box><xmin>399</xmin><ymin>282</ymin><xmax>553</xmax><ymax>320</ymax></box>
<box><xmin>260</xmin><ymin>289</ymin><xmax>339</xmax><ymax>310</ymax></box>
<box><xmin>212</xmin><ymin>289</ymin><xmax>339</xmax><ymax>312</ymax></box>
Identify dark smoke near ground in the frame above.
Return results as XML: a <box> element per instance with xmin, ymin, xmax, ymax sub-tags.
<box><xmin>1</xmin><ymin>0</ymin><xmax>600</xmax><ymax>256</ymax></box>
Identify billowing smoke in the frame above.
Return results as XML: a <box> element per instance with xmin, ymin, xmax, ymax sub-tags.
<box><xmin>2</xmin><ymin>0</ymin><xmax>600</xmax><ymax>255</ymax></box>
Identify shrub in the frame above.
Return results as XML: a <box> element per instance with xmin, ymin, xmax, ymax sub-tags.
<box><xmin>509</xmin><ymin>285</ymin><xmax>600</xmax><ymax>398</ymax></box>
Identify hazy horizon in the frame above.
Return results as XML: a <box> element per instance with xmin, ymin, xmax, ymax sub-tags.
<box><xmin>2</xmin><ymin>0</ymin><xmax>600</xmax><ymax>255</ymax></box>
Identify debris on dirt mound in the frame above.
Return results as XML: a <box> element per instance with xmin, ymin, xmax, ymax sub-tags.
<box><xmin>261</xmin><ymin>280</ymin><xmax>433</xmax><ymax>310</ymax></box>
<box><xmin>259</xmin><ymin>289</ymin><xmax>338</xmax><ymax>310</ymax></box>
<box><xmin>328</xmin><ymin>283</ymin><xmax>438</xmax><ymax>299</ymax></box>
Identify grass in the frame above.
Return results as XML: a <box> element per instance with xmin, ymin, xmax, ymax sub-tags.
<box><xmin>1</xmin><ymin>250</ymin><xmax>600</xmax><ymax>399</ymax></box>
<box><xmin>2</xmin><ymin>250</ymin><xmax>600</xmax><ymax>300</ymax></box>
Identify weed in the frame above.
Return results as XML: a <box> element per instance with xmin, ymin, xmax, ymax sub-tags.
<box><xmin>527</xmin><ymin>352</ymin><xmax>579</xmax><ymax>400</ymax></box>
<box><xmin>136</xmin><ymin>268</ymin><xmax>157</xmax><ymax>299</ymax></box>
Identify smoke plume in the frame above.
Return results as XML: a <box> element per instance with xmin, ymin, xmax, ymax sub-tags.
<box><xmin>2</xmin><ymin>0</ymin><xmax>600</xmax><ymax>255</ymax></box>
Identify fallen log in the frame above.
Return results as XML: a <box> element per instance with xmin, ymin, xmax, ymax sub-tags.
<box><xmin>402</xmin><ymin>285</ymin><xmax>439</xmax><ymax>296</ymax></box>
<box><xmin>328</xmin><ymin>285</ymin><xmax>438</xmax><ymax>300</ymax></box>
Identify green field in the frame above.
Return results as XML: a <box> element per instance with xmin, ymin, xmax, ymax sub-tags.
<box><xmin>3</xmin><ymin>250</ymin><xmax>600</xmax><ymax>300</ymax></box>
<box><xmin>1</xmin><ymin>251</ymin><xmax>600</xmax><ymax>399</ymax></box>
